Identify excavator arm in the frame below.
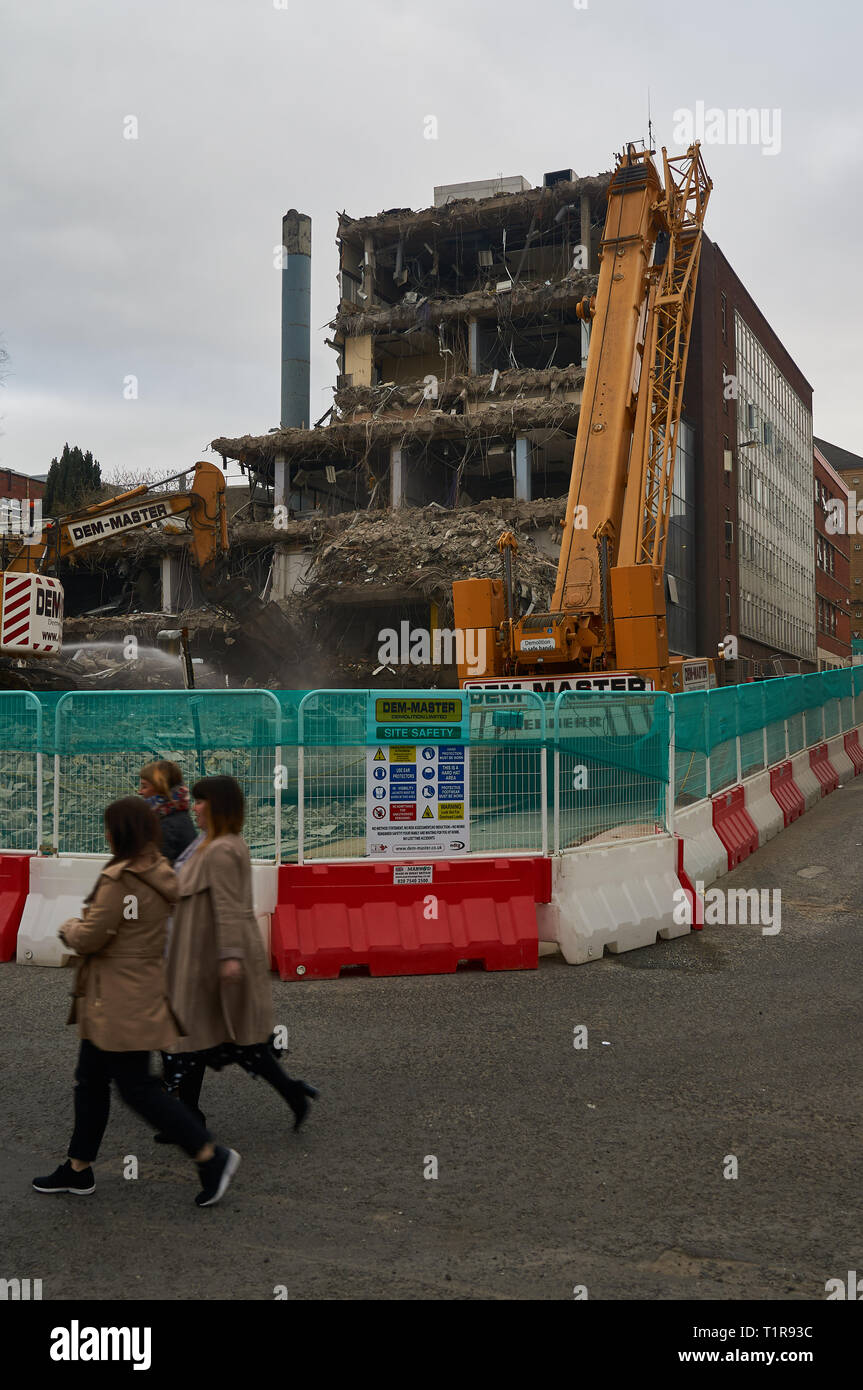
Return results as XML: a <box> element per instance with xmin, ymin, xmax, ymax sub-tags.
<box><xmin>0</xmin><ymin>461</ymin><xmax>227</xmax><ymax>657</ymax></box>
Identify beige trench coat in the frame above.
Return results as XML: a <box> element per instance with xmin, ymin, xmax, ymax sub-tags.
<box><xmin>60</xmin><ymin>848</ymin><xmax>181</xmax><ymax>1052</ymax></box>
<box><xmin>165</xmin><ymin>833</ymin><xmax>273</xmax><ymax>1053</ymax></box>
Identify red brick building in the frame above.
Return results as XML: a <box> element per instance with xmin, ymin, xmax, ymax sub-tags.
<box><xmin>813</xmin><ymin>445</ymin><xmax>850</xmax><ymax>667</ymax></box>
<box><xmin>0</xmin><ymin>468</ymin><xmax>46</xmax><ymax>502</ymax></box>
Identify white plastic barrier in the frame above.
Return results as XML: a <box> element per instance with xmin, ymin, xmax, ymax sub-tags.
<box><xmin>827</xmin><ymin>735</ymin><xmax>855</xmax><ymax>783</ymax></box>
<box><xmin>742</xmin><ymin>769</ymin><xmax>783</xmax><ymax>846</ymax></box>
<box><xmin>18</xmin><ymin>856</ymin><xmax>279</xmax><ymax>966</ymax></box>
<box><xmin>790</xmin><ymin>749</ymin><xmax>822</xmax><ymax>811</ymax></box>
<box><xmin>17</xmin><ymin>857</ymin><xmax>104</xmax><ymax>967</ymax></box>
<box><xmin>673</xmin><ymin>799</ymin><xmax>728</xmax><ymax>887</ymax></box>
<box><xmin>540</xmin><ymin>836</ymin><xmax>687</xmax><ymax>965</ymax></box>
<box><xmin>250</xmin><ymin>863</ymin><xmax>277</xmax><ymax>956</ymax></box>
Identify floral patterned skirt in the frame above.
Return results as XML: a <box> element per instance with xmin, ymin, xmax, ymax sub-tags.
<box><xmin>162</xmin><ymin>1035</ymin><xmax>284</xmax><ymax>1090</ymax></box>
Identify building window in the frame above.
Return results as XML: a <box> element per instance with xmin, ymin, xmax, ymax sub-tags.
<box><xmin>721</xmin><ymin>293</ymin><xmax>727</xmax><ymax>340</ymax></box>
<box><xmin>722</xmin><ymin>363</ymin><xmax>729</xmax><ymax>415</ymax></box>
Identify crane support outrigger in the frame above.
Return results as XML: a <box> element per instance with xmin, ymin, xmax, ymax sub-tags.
<box><xmin>453</xmin><ymin>141</ymin><xmax>713</xmax><ymax>694</ymax></box>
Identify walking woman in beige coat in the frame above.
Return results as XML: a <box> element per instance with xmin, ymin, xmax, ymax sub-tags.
<box><xmin>32</xmin><ymin>798</ymin><xmax>240</xmax><ymax>1208</ymax></box>
<box><xmin>162</xmin><ymin>776</ymin><xmax>317</xmax><ymax>1133</ymax></box>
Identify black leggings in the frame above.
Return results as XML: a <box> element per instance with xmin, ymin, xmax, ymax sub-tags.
<box><xmin>69</xmin><ymin>1040</ymin><xmax>211</xmax><ymax>1163</ymax></box>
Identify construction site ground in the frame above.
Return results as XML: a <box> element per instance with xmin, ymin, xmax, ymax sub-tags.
<box><xmin>1</xmin><ymin>775</ymin><xmax>859</xmax><ymax>1302</ymax></box>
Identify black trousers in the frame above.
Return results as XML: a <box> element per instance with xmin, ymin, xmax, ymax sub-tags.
<box><xmin>68</xmin><ymin>1039</ymin><xmax>211</xmax><ymax>1163</ymax></box>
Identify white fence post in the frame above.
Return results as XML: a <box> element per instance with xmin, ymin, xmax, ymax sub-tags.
<box><xmin>297</xmin><ymin>747</ymin><xmax>304</xmax><ymax>866</ymax></box>
<box><xmin>666</xmin><ymin>695</ymin><xmax>675</xmax><ymax>834</ymax></box>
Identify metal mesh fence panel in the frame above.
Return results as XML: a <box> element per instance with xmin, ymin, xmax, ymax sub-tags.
<box><xmin>466</xmin><ymin>691</ymin><xmax>546</xmax><ymax>855</ymax></box>
<box><xmin>787</xmin><ymin>713</ymin><xmax>804</xmax><ymax>755</ymax></box>
<box><xmin>54</xmin><ymin>690</ymin><xmax>283</xmax><ymax>859</ymax></box>
<box><xmin>673</xmin><ymin>691</ymin><xmax>709</xmax><ymax>806</ymax></box>
<box><xmin>738</xmin><ymin>682</ymin><xmax>766</xmax><ymax>778</ymax></box>
<box><xmin>0</xmin><ymin>692</ymin><xmax>42</xmax><ymax>850</ymax></box>
<box><xmin>707</xmin><ymin>687</ymin><xmax>738</xmax><ymax>793</ymax></box>
<box><xmin>823</xmin><ymin>699</ymin><xmax>839</xmax><ymax>740</ymax></box>
<box><xmin>765</xmin><ymin>717</ymin><xmax>787</xmax><ymax>766</ymax></box>
<box><xmin>297</xmin><ymin>689</ymin><xmax>546</xmax><ymax>860</ymax></box>
<box><xmin>554</xmin><ymin>692</ymin><xmax>670</xmax><ymax>849</ymax></box>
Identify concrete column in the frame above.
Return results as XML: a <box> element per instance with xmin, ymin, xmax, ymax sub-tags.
<box><xmin>514</xmin><ymin>436</ymin><xmax>531</xmax><ymax>501</ymax></box>
<box><xmin>468</xmin><ymin>317</ymin><xmax>480</xmax><ymax>375</ymax></box>
<box><xmin>362</xmin><ymin>235</ymin><xmax>375</xmax><ymax>304</ymax></box>
<box><xmin>580</xmin><ymin>194</ymin><xmax>591</xmax><ymax>270</ymax></box>
<box><xmin>274</xmin><ymin>451</ymin><xmax>288</xmax><ymax>508</ymax></box>
<box><xmin>160</xmin><ymin>555</ymin><xmax>174</xmax><ymax>614</ymax></box>
<box><xmin>390</xmin><ymin>446</ymin><xmax>405</xmax><ymax>508</ymax></box>
<box><xmin>272</xmin><ymin>547</ymin><xmax>312</xmax><ymax>601</ymax></box>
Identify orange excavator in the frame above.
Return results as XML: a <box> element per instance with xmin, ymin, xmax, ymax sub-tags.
<box><xmin>453</xmin><ymin>141</ymin><xmax>714</xmax><ymax>694</ymax></box>
<box><xmin>0</xmin><ymin>461</ymin><xmax>227</xmax><ymax>657</ymax></box>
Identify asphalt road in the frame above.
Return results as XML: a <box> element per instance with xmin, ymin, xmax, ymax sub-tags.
<box><xmin>1</xmin><ymin>774</ymin><xmax>861</xmax><ymax>1301</ymax></box>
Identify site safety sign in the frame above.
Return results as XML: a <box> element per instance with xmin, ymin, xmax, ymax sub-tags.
<box><xmin>365</xmin><ymin>742</ymin><xmax>470</xmax><ymax>856</ymax></box>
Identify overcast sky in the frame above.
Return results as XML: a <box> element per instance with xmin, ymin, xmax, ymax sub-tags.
<box><xmin>2</xmin><ymin>0</ymin><xmax>860</xmax><ymax>483</ymax></box>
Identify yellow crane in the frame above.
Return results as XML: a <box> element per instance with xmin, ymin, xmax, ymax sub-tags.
<box><xmin>454</xmin><ymin>141</ymin><xmax>713</xmax><ymax>694</ymax></box>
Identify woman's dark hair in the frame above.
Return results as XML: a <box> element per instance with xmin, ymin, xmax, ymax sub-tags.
<box><xmin>192</xmin><ymin>776</ymin><xmax>244</xmax><ymax>838</ymax></box>
<box><xmin>104</xmin><ymin>796</ymin><xmax>161</xmax><ymax>865</ymax></box>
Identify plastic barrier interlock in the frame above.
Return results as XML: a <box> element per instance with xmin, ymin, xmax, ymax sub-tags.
<box><xmin>675</xmin><ymin>836</ymin><xmax>703</xmax><ymax>930</ymax></box>
<box><xmin>809</xmin><ymin>744</ymin><xmax>839</xmax><ymax>797</ymax></box>
<box><xmin>272</xmin><ymin>857</ymin><xmax>541</xmax><ymax>980</ymax></box>
<box><xmin>711</xmin><ymin>786</ymin><xmax>759</xmax><ymax>870</ymax></box>
<box><xmin>673</xmin><ymin>799</ymin><xmax>728</xmax><ymax>887</ymax></box>
<box><xmin>742</xmin><ymin>769</ymin><xmax>784</xmax><ymax>846</ymax></box>
<box><xmin>790</xmin><ymin>750</ymin><xmax>822</xmax><ymax>811</ymax></box>
<box><xmin>769</xmin><ymin>762</ymin><xmax>805</xmax><ymax>828</ymax></box>
<box><xmin>0</xmin><ymin>853</ymin><xmax>34</xmax><ymax>962</ymax></box>
<box><xmin>826</xmin><ymin>735</ymin><xmax>855</xmax><ymax>783</ymax></box>
<box><xmin>844</xmin><ymin>730</ymin><xmax>863</xmax><ymax>776</ymax></box>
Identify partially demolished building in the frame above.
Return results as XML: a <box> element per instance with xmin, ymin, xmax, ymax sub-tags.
<box><xmin>211</xmin><ymin>170</ymin><xmax>613</xmax><ymax>684</ymax></box>
<box><xmin>33</xmin><ymin>161</ymin><xmax>819</xmax><ymax>690</ymax></box>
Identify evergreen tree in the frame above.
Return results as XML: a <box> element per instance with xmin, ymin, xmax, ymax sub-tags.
<box><xmin>43</xmin><ymin>444</ymin><xmax>102</xmax><ymax>514</ymax></box>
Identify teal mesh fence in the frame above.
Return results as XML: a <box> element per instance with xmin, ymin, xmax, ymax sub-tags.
<box><xmin>707</xmin><ymin>687</ymin><xmax>739</xmax><ymax>793</ymax></box>
<box><xmin>554</xmin><ymin>691</ymin><xmax>670</xmax><ymax>846</ymax></box>
<box><xmin>0</xmin><ymin>692</ymin><xmax>42</xmax><ymax>849</ymax></box>
<box><xmin>1</xmin><ymin>671</ymin><xmax>860</xmax><ymax>859</ymax></box>
<box><xmin>673</xmin><ymin>692</ymin><xmax>709</xmax><ymax>806</ymax></box>
<box><xmin>53</xmin><ymin>690</ymin><xmax>283</xmax><ymax>859</ymax></box>
<box><xmin>297</xmin><ymin>689</ymin><xmax>547</xmax><ymax>859</ymax></box>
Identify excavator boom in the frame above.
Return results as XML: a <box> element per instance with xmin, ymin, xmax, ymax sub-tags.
<box><xmin>0</xmin><ymin>461</ymin><xmax>227</xmax><ymax>657</ymax></box>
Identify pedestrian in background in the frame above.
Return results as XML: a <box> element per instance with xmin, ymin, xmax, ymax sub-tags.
<box><xmin>163</xmin><ymin>775</ymin><xmax>318</xmax><ymax>1133</ymax></box>
<box><xmin>138</xmin><ymin>760</ymin><xmax>196</xmax><ymax>866</ymax></box>
<box><xmin>32</xmin><ymin>797</ymin><xmax>240</xmax><ymax>1208</ymax></box>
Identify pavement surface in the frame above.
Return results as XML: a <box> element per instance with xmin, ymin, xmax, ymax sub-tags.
<box><xmin>1</xmin><ymin>773</ymin><xmax>861</xmax><ymax>1301</ymax></box>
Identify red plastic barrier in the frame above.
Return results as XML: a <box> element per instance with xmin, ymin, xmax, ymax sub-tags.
<box><xmin>809</xmin><ymin>744</ymin><xmax>839</xmax><ymax>797</ymax></box>
<box><xmin>844</xmin><ymin>731</ymin><xmax>863</xmax><ymax>776</ymax></box>
<box><xmin>0</xmin><ymin>853</ymin><xmax>34</xmax><ymax>962</ymax></box>
<box><xmin>711</xmin><ymin>786</ymin><xmax>759</xmax><ymax>870</ymax></box>
<box><xmin>770</xmin><ymin>761</ymin><xmax>805</xmax><ymax>827</ymax></box>
<box><xmin>272</xmin><ymin>857</ymin><xmax>542</xmax><ymax>980</ymax></box>
<box><xmin>675</xmin><ymin>837</ymin><xmax>703</xmax><ymax>929</ymax></box>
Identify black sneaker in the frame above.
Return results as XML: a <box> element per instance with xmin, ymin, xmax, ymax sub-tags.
<box><xmin>194</xmin><ymin>1146</ymin><xmax>240</xmax><ymax>1207</ymax></box>
<box><xmin>32</xmin><ymin>1160</ymin><xmax>95</xmax><ymax>1195</ymax></box>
